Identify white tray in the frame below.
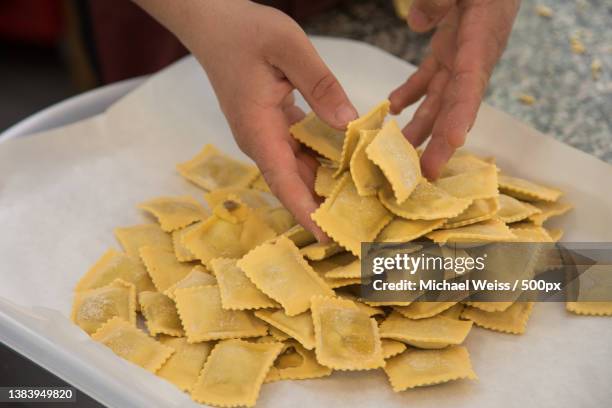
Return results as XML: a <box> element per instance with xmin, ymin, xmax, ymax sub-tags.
<box><xmin>0</xmin><ymin>37</ymin><xmax>611</xmax><ymax>408</ymax></box>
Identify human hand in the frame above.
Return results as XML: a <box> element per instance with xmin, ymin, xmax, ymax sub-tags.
<box><xmin>136</xmin><ymin>0</ymin><xmax>357</xmax><ymax>241</ymax></box>
<box><xmin>390</xmin><ymin>0</ymin><xmax>520</xmax><ymax>179</ymax></box>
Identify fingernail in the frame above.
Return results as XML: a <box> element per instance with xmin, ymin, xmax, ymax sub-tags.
<box><xmin>408</xmin><ymin>8</ymin><xmax>431</xmax><ymax>30</ymax></box>
<box><xmin>334</xmin><ymin>104</ymin><xmax>358</xmax><ymax>127</ymax></box>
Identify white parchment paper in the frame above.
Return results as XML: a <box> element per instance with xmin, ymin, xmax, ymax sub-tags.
<box><xmin>1</xmin><ymin>37</ymin><xmax>611</xmax><ymax>408</ymax></box>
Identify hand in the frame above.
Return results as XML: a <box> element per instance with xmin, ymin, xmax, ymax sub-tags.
<box><xmin>389</xmin><ymin>0</ymin><xmax>520</xmax><ymax>179</ymax></box>
<box><xmin>135</xmin><ymin>0</ymin><xmax>357</xmax><ymax>241</ymax></box>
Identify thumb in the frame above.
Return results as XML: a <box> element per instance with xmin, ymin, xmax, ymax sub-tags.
<box><xmin>408</xmin><ymin>0</ymin><xmax>456</xmax><ymax>32</ymax></box>
<box><xmin>272</xmin><ymin>33</ymin><xmax>358</xmax><ymax>129</ymax></box>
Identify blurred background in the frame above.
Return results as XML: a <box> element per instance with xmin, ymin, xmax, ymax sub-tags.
<box><xmin>0</xmin><ymin>0</ymin><xmax>611</xmax><ymax>164</ymax></box>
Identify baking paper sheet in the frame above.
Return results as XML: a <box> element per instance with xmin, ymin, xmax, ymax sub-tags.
<box><xmin>1</xmin><ymin>37</ymin><xmax>611</xmax><ymax>408</ymax></box>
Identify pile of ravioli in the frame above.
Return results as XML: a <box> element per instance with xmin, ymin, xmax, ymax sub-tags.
<box><xmin>71</xmin><ymin>100</ymin><xmax>608</xmax><ymax>407</ymax></box>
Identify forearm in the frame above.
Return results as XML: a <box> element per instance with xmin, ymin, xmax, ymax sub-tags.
<box><xmin>132</xmin><ymin>0</ymin><xmax>249</xmax><ymax>66</ymax></box>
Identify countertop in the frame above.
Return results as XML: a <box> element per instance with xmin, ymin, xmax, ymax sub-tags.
<box><xmin>304</xmin><ymin>0</ymin><xmax>612</xmax><ymax>163</ymax></box>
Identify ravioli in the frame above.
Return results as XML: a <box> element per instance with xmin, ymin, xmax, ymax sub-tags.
<box><xmin>177</xmin><ymin>144</ymin><xmax>259</xmax><ymax>190</ymax></box>
<box><xmin>366</xmin><ymin>120</ymin><xmax>422</xmax><ymax>203</ymax></box>
<box><xmin>138</xmin><ymin>195</ymin><xmax>207</xmax><ymax>232</ymax></box>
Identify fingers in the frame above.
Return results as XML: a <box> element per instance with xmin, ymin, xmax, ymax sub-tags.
<box><xmin>239</xmin><ymin>108</ymin><xmax>328</xmax><ymax>242</ymax></box>
<box><xmin>401</xmin><ymin>68</ymin><xmax>450</xmax><ymax>147</ymax></box>
<box><xmin>389</xmin><ymin>55</ymin><xmax>438</xmax><ymax>114</ymax></box>
<box><xmin>408</xmin><ymin>0</ymin><xmax>457</xmax><ymax>32</ymax></box>
<box><xmin>431</xmin><ymin>0</ymin><xmax>516</xmax><ymax>150</ymax></box>
<box><xmin>268</xmin><ymin>30</ymin><xmax>358</xmax><ymax>129</ymax></box>
<box><xmin>421</xmin><ymin>131</ymin><xmax>456</xmax><ymax>180</ymax></box>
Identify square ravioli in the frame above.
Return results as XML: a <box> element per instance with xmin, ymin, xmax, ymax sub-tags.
<box><xmin>426</xmin><ymin>218</ymin><xmax>515</xmax><ymax>244</ymax></box>
<box><xmin>254</xmin><ymin>309</ymin><xmax>316</xmax><ymax>350</ymax></box>
<box><xmin>204</xmin><ymin>187</ymin><xmax>271</xmax><ymax>210</ymax></box>
<box><xmin>266</xmin><ymin>340</ymin><xmax>332</xmax><ymax>382</ymax></box>
<box><xmin>350</xmin><ymin>129</ymin><xmax>385</xmax><ymax>196</ymax></box>
<box><xmin>237</xmin><ymin>236</ymin><xmax>334</xmax><ymax>316</ymax></box>
<box><xmin>114</xmin><ymin>224</ymin><xmax>173</xmax><ymax>259</ymax></box>
<box><xmin>91</xmin><ymin>317</ymin><xmax>174</xmax><ymax>373</ymax></box>
<box><xmin>444</xmin><ymin>197</ymin><xmax>500</xmax><ymax>228</ymax></box>
<box><xmin>311</xmin><ymin>296</ymin><xmax>384</xmax><ymax>370</ymax></box>
<box><xmin>177</xmin><ymin>144</ymin><xmax>259</xmax><ymax>190</ymax></box>
<box><xmin>211</xmin><ymin>258</ymin><xmax>278</xmax><ymax>310</ymax></box>
<box><xmin>156</xmin><ymin>336</ymin><xmax>213</xmax><ymax>391</ymax></box>
<box><xmin>174</xmin><ymin>285</ymin><xmax>267</xmax><ymax>342</ymax></box>
<box><xmin>138</xmin><ymin>291</ymin><xmax>184</xmax><ymax>337</ymax></box>
<box><xmin>183</xmin><ymin>199</ymin><xmax>276</xmax><ymax>267</ymax></box>
<box><xmin>75</xmin><ymin>249</ymin><xmax>155</xmax><ymax>295</ymax></box>
<box><xmin>171</xmin><ymin>222</ymin><xmax>201</xmax><ymax>262</ymax></box>
<box><xmin>377</xmin><ymin>217</ymin><xmax>445</xmax><ymax>242</ymax></box>
<box><xmin>72</xmin><ymin>279</ymin><xmax>136</xmax><ymax>335</ymax></box>
<box><xmin>315</xmin><ymin>164</ymin><xmax>340</xmax><ymax>198</ymax></box>
<box><xmin>311</xmin><ymin>173</ymin><xmax>392</xmax><ymax>256</ymax></box>
<box><xmin>138</xmin><ymin>195</ymin><xmax>208</xmax><ymax>232</ymax></box>
<box><xmin>498</xmin><ymin>174</ymin><xmax>562</xmax><ymax>202</ymax></box>
<box><xmin>336</xmin><ymin>100</ymin><xmax>390</xmax><ymax>175</ymax></box>
<box><xmin>435</xmin><ymin>164</ymin><xmax>499</xmax><ymax>200</ymax></box>
<box><xmin>366</xmin><ymin>119</ymin><xmax>422</xmax><ymax>204</ymax></box>
<box><xmin>164</xmin><ymin>265</ymin><xmax>216</xmax><ymax>300</ymax></box>
<box><xmin>379</xmin><ymin>312</ymin><xmax>472</xmax><ymax>349</ymax></box>
<box><xmin>290</xmin><ymin>112</ymin><xmax>345</xmax><ymax>162</ymax></box>
<box><xmin>190</xmin><ymin>339</ymin><xmax>283</xmax><ymax>407</ymax></box>
<box><xmin>384</xmin><ymin>346</ymin><xmax>477</xmax><ymax>391</ymax></box>
<box><xmin>379</xmin><ymin>180</ymin><xmax>471</xmax><ymax>220</ymax></box>
<box><xmin>461</xmin><ymin>302</ymin><xmax>534</xmax><ymax>334</ymax></box>
<box><xmin>139</xmin><ymin>246</ymin><xmax>196</xmax><ymax>292</ymax></box>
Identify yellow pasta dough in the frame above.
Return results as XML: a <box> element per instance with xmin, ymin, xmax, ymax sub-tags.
<box><xmin>350</xmin><ymin>129</ymin><xmax>386</xmax><ymax>196</ymax></box>
<box><xmin>336</xmin><ymin>100</ymin><xmax>390</xmax><ymax>176</ymax></box>
<box><xmin>379</xmin><ymin>180</ymin><xmax>471</xmax><ymax>220</ymax></box>
<box><xmin>312</xmin><ymin>173</ymin><xmax>392</xmax><ymax>256</ymax></box>
<box><xmin>139</xmin><ymin>246</ymin><xmax>195</xmax><ymax>292</ymax></box>
<box><xmin>211</xmin><ymin>258</ymin><xmax>278</xmax><ymax>310</ymax></box>
<box><xmin>256</xmin><ymin>206</ymin><xmax>296</xmax><ymax>234</ymax></box>
<box><xmin>426</xmin><ymin>218</ymin><xmax>515</xmax><ymax>244</ymax></box>
<box><xmin>384</xmin><ymin>346</ymin><xmax>477</xmax><ymax>391</ymax></box>
<box><xmin>92</xmin><ymin>317</ymin><xmax>174</xmax><ymax>373</ymax></box>
<box><xmin>311</xmin><ymin>296</ymin><xmax>384</xmax><ymax>370</ymax></box>
<box><xmin>250</xmin><ymin>173</ymin><xmax>272</xmax><ymax>193</ymax></box>
<box><xmin>282</xmin><ymin>224</ymin><xmax>316</xmax><ymax>248</ymax></box>
<box><xmin>461</xmin><ymin>302</ymin><xmax>534</xmax><ymax>334</ymax></box>
<box><xmin>156</xmin><ymin>336</ymin><xmax>213</xmax><ymax>391</ymax></box>
<box><xmin>174</xmin><ymin>285</ymin><xmax>267</xmax><ymax>342</ymax></box>
<box><xmin>266</xmin><ymin>340</ymin><xmax>332</xmax><ymax>382</ymax></box>
<box><xmin>379</xmin><ymin>312</ymin><xmax>472</xmax><ymax>349</ymax></box>
<box><xmin>254</xmin><ymin>309</ymin><xmax>316</xmax><ymax>350</ymax></box>
<box><xmin>72</xmin><ymin>279</ymin><xmax>136</xmax><ymax>335</ymax></box>
<box><xmin>190</xmin><ymin>339</ymin><xmax>283</xmax><ymax>407</ymax></box>
<box><xmin>300</xmin><ymin>241</ymin><xmax>344</xmax><ymax>261</ymax></box>
<box><xmin>290</xmin><ymin>112</ymin><xmax>345</xmax><ymax>162</ymax></box>
<box><xmin>393</xmin><ymin>301</ymin><xmax>458</xmax><ymax>320</ymax></box>
<box><xmin>566</xmin><ymin>302</ymin><xmax>612</xmax><ymax>316</ymax></box>
<box><xmin>138</xmin><ymin>195</ymin><xmax>207</xmax><ymax>232</ymax></box>
<box><xmin>443</xmin><ymin>197</ymin><xmax>500</xmax><ymax>229</ymax></box>
<box><xmin>527</xmin><ymin>201</ymin><xmax>573</xmax><ymax>225</ymax></box>
<box><xmin>184</xmin><ymin>200</ymin><xmax>276</xmax><ymax>267</ymax></box>
<box><xmin>114</xmin><ymin>224</ymin><xmax>173</xmax><ymax>259</ymax></box>
<box><xmin>177</xmin><ymin>144</ymin><xmax>259</xmax><ymax>190</ymax></box>
<box><xmin>138</xmin><ymin>291</ymin><xmax>183</xmax><ymax>337</ymax></box>
<box><xmin>75</xmin><ymin>249</ymin><xmax>155</xmax><ymax>295</ymax></box>
<box><xmin>498</xmin><ymin>174</ymin><xmax>562</xmax><ymax>202</ymax></box>
<box><xmin>171</xmin><ymin>222</ymin><xmax>201</xmax><ymax>262</ymax></box>
<box><xmin>366</xmin><ymin>120</ymin><xmax>422</xmax><ymax>204</ymax></box>
<box><xmin>315</xmin><ymin>164</ymin><xmax>340</xmax><ymax>198</ymax></box>
<box><xmin>204</xmin><ymin>187</ymin><xmax>271</xmax><ymax>209</ymax></box>
<box><xmin>164</xmin><ymin>265</ymin><xmax>216</xmax><ymax>300</ymax></box>
<box><xmin>381</xmin><ymin>339</ymin><xmax>407</xmax><ymax>359</ymax></box>
<box><xmin>237</xmin><ymin>236</ymin><xmax>334</xmax><ymax>316</ymax></box>
<box><xmin>376</xmin><ymin>217</ymin><xmax>445</xmax><ymax>242</ymax></box>
<box><xmin>435</xmin><ymin>164</ymin><xmax>499</xmax><ymax>200</ymax></box>
<box><xmin>497</xmin><ymin>194</ymin><xmax>541</xmax><ymax>223</ymax></box>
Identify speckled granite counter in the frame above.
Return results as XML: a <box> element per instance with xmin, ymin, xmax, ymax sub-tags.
<box><xmin>304</xmin><ymin>0</ymin><xmax>612</xmax><ymax>163</ymax></box>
